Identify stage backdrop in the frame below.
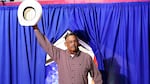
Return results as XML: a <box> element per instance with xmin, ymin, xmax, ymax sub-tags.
<box><xmin>0</xmin><ymin>2</ymin><xmax>149</xmax><ymax>84</ymax></box>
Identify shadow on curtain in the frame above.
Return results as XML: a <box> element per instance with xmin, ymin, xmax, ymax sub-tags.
<box><xmin>0</xmin><ymin>2</ymin><xmax>149</xmax><ymax>84</ymax></box>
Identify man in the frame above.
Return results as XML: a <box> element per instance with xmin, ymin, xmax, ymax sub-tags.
<box><xmin>33</xmin><ymin>25</ymin><xmax>102</xmax><ymax>84</ymax></box>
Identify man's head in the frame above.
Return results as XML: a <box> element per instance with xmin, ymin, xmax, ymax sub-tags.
<box><xmin>64</xmin><ymin>33</ymin><xmax>79</xmax><ymax>54</ymax></box>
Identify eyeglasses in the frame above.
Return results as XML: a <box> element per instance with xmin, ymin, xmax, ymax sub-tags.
<box><xmin>66</xmin><ymin>40</ymin><xmax>78</xmax><ymax>44</ymax></box>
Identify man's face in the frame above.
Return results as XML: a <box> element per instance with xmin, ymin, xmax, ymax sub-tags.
<box><xmin>65</xmin><ymin>35</ymin><xmax>79</xmax><ymax>54</ymax></box>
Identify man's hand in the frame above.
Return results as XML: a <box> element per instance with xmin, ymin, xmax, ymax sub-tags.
<box><xmin>32</xmin><ymin>24</ymin><xmax>38</xmax><ymax>30</ymax></box>
<box><xmin>92</xmin><ymin>80</ymin><xmax>95</xmax><ymax>84</ymax></box>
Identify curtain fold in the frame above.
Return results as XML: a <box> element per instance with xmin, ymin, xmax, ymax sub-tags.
<box><xmin>0</xmin><ymin>6</ymin><xmax>46</xmax><ymax>84</ymax></box>
<box><xmin>0</xmin><ymin>2</ymin><xmax>149</xmax><ymax>84</ymax></box>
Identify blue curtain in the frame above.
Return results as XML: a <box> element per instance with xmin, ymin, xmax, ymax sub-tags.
<box><xmin>0</xmin><ymin>6</ymin><xmax>46</xmax><ymax>84</ymax></box>
<box><xmin>0</xmin><ymin>2</ymin><xmax>149</xmax><ymax>84</ymax></box>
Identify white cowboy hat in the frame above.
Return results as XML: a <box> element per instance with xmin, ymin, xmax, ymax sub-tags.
<box><xmin>18</xmin><ymin>0</ymin><xmax>42</xmax><ymax>26</ymax></box>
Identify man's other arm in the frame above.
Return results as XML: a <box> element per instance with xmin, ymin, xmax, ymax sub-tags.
<box><xmin>89</xmin><ymin>57</ymin><xmax>103</xmax><ymax>84</ymax></box>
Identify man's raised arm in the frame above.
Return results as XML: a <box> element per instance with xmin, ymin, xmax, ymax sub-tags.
<box><xmin>32</xmin><ymin>25</ymin><xmax>60</xmax><ymax>62</ymax></box>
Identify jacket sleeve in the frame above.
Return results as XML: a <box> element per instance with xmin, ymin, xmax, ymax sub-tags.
<box><xmin>89</xmin><ymin>57</ymin><xmax>103</xmax><ymax>84</ymax></box>
<box><xmin>34</xmin><ymin>28</ymin><xmax>61</xmax><ymax>62</ymax></box>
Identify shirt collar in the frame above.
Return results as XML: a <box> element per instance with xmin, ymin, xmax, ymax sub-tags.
<box><xmin>66</xmin><ymin>50</ymin><xmax>81</xmax><ymax>57</ymax></box>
